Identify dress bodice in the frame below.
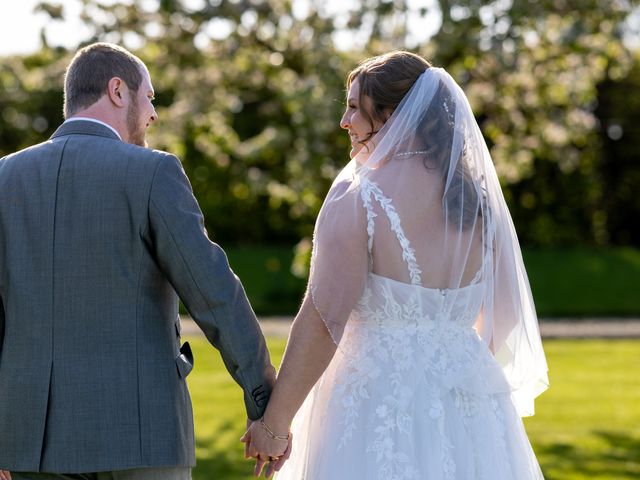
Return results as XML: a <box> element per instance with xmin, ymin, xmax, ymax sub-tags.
<box><xmin>358</xmin><ymin>273</ymin><xmax>484</xmax><ymax>329</ymax></box>
<box><xmin>357</xmin><ymin>178</ymin><xmax>485</xmax><ymax>330</ymax></box>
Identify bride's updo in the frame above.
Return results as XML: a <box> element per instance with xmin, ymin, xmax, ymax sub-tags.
<box><xmin>347</xmin><ymin>51</ymin><xmax>431</xmax><ymax>147</ymax></box>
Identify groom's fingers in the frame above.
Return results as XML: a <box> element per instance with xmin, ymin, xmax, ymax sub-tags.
<box><xmin>241</xmin><ymin>430</ymin><xmax>251</xmax><ymax>459</ymax></box>
<box><xmin>245</xmin><ymin>443</ymin><xmax>259</xmax><ymax>460</ymax></box>
<box><xmin>244</xmin><ymin>438</ymin><xmax>250</xmax><ymax>459</ymax></box>
<box><xmin>264</xmin><ymin>461</ymin><xmax>276</xmax><ymax>479</ymax></box>
<box><xmin>254</xmin><ymin>458</ymin><xmax>266</xmax><ymax>477</ymax></box>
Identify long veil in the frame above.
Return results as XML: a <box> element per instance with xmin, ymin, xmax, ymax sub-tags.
<box><xmin>307</xmin><ymin>67</ymin><xmax>548</xmax><ymax>416</ymax></box>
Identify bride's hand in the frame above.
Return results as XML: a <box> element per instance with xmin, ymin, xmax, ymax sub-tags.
<box><xmin>241</xmin><ymin>419</ymin><xmax>290</xmax><ymax>477</ymax></box>
<box><xmin>0</xmin><ymin>470</ymin><xmax>12</xmax><ymax>480</ymax></box>
<box><xmin>264</xmin><ymin>431</ymin><xmax>293</xmax><ymax>478</ymax></box>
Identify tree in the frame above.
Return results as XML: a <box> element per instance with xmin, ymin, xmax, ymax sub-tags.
<box><xmin>340</xmin><ymin>0</ymin><xmax>639</xmax><ymax>246</ymax></box>
<box><xmin>2</xmin><ymin>0</ymin><xmax>640</xmax><ymax>253</ymax></box>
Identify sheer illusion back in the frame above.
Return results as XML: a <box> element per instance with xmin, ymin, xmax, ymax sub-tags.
<box><xmin>363</xmin><ymin>161</ymin><xmax>484</xmax><ymax>290</ymax></box>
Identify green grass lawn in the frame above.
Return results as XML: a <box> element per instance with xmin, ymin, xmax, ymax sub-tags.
<box><xmin>523</xmin><ymin>340</ymin><xmax>640</xmax><ymax>480</ymax></box>
<box><xmin>186</xmin><ymin>336</ymin><xmax>640</xmax><ymax>480</ymax></box>
<box><xmin>223</xmin><ymin>246</ymin><xmax>640</xmax><ymax>317</ymax></box>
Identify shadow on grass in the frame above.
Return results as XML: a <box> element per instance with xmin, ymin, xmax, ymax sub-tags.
<box><xmin>192</xmin><ymin>418</ymin><xmax>254</xmax><ymax>480</ymax></box>
<box><xmin>539</xmin><ymin>430</ymin><xmax>640</xmax><ymax>479</ymax></box>
<box><xmin>193</xmin><ymin>451</ymin><xmax>253</xmax><ymax>480</ymax></box>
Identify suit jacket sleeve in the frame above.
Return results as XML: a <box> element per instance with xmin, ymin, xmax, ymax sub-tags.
<box><xmin>146</xmin><ymin>153</ymin><xmax>276</xmax><ymax>420</ymax></box>
<box><xmin>0</xmin><ymin>296</ymin><xmax>4</xmax><ymax>354</ymax></box>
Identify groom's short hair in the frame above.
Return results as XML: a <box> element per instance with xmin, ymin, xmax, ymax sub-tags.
<box><xmin>64</xmin><ymin>42</ymin><xmax>145</xmax><ymax>118</ymax></box>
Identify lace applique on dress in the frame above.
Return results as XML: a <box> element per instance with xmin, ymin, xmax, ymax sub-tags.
<box><xmin>359</xmin><ymin>178</ymin><xmax>422</xmax><ymax>285</ymax></box>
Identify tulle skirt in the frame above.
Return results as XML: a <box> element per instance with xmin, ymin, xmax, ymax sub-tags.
<box><xmin>275</xmin><ymin>319</ymin><xmax>544</xmax><ymax>480</ymax></box>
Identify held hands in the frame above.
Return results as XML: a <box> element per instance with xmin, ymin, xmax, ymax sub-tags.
<box><xmin>0</xmin><ymin>471</ymin><xmax>11</xmax><ymax>480</ymax></box>
<box><xmin>241</xmin><ymin>418</ymin><xmax>292</xmax><ymax>478</ymax></box>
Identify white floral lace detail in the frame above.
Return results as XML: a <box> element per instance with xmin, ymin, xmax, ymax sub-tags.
<box><xmin>489</xmin><ymin>395</ymin><xmax>513</xmax><ymax>476</ymax></box>
<box><xmin>336</xmin><ymin>280</ymin><xmax>484</xmax><ymax>479</ymax></box>
<box><xmin>359</xmin><ymin>179</ymin><xmax>422</xmax><ymax>285</ymax></box>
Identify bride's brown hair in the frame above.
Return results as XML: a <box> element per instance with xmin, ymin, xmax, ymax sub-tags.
<box><xmin>348</xmin><ymin>51</ymin><xmax>480</xmax><ymax>229</ymax></box>
<box><xmin>347</xmin><ymin>51</ymin><xmax>431</xmax><ymax>147</ymax></box>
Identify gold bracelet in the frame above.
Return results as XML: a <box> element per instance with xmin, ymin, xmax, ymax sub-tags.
<box><xmin>259</xmin><ymin>417</ymin><xmax>289</xmax><ymax>442</ymax></box>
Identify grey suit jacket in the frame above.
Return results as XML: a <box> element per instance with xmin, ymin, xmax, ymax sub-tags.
<box><xmin>0</xmin><ymin>120</ymin><xmax>276</xmax><ymax>473</ymax></box>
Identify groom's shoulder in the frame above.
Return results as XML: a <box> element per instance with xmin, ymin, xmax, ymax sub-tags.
<box><xmin>0</xmin><ymin>139</ymin><xmax>57</xmax><ymax>173</ymax></box>
<box><xmin>116</xmin><ymin>143</ymin><xmax>182</xmax><ymax>171</ymax></box>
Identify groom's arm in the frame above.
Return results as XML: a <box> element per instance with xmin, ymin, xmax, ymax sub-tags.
<box><xmin>145</xmin><ymin>153</ymin><xmax>276</xmax><ymax>420</ymax></box>
<box><xmin>0</xmin><ymin>296</ymin><xmax>4</xmax><ymax>353</ymax></box>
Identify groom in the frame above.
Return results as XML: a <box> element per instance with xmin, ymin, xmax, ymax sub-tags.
<box><xmin>0</xmin><ymin>43</ymin><xmax>275</xmax><ymax>479</ymax></box>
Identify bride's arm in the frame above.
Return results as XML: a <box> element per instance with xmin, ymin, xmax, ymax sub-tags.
<box><xmin>242</xmin><ymin>283</ymin><xmax>357</xmax><ymax>468</ymax></box>
<box><xmin>243</xmin><ymin>181</ymin><xmax>368</xmax><ymax>474</ymax></box>
<box><xmin>241</xmin><ymin>296</ymin><xmax>339</xmax><ymax>477</ymax></box>
<box><xmin>246</xmin><ymin>226</ymin><xmax>367</xmax><ymax>471</ymax></box>
<box><xmin>262</xmin><ymin>293</ymin><xmax>338</xmax><ymax>432</ymax></box>
<box><xmin>242</xmin><ymin>292</ymin><xmax>349</xmax><ymax>478</ymax></box>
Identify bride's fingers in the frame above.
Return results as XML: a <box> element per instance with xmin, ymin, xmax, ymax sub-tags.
<box><xmin>283</xmin><ymin>432</ymin><xmax>293</xmax><ymax>460</ymax></box>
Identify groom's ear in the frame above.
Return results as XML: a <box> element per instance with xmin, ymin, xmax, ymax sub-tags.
<box><xmin>107</xmin><ymin>77</ymin><xmax>128</xmax><ymax>108</ymax></box>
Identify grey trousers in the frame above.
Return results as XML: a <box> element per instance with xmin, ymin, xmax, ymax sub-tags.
<box><xmin>10</xmin><ymin>467</ymin><xmax>191</xmax><ymax>480</ymax></box>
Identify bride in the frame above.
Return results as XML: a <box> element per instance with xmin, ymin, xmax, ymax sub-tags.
<box><xmin>243</xmin><ymin>51</ymin><xmax>549</xmax><ymax>479</ymax></box>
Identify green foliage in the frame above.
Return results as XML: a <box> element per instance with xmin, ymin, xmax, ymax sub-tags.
<box><xmin>0</xmin><ymin>48</ymin><xmax>68</xmax><ymax>154</ymax></box>
<box><xmin>225</xmin><ymin>245</ymin><xmax>305</xmax><ymax>315</ymax></box>
<box><xmin>65</xmin><ymin>0</ymin><xmax>356</xmax><ymax>243</ymax></box>
<box><xmin>2</xmin><ymin>0</ymin><xmax>640</xmax><ymax>247</ymax></box>
<box><xmin>185</xmin><ymin>336</ymin><xmax>640</xmax><ymax>479</ymax></box>
<box><xmin>426</xmin><ymin>0</ymin><xmax>638</xmax><ymax>246</ymax></box>
<box><xmin>595</xmin><ymin>53</ymin><xmax>640</xmax><ymax>245</ymax></box>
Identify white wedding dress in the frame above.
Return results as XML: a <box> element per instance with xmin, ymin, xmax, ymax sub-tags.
<box><xmin>275</xmin><ymin>178</ymin><xmax>545</xmax><ymax>480</ymax></box>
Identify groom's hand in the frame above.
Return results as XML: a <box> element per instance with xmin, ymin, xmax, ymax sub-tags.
<box><xmin>240</xmin><ymin>419</ymin><xmax>269</xmax><ymax>476</ymax></box>
<box><xmin>241</xmin><ymin>418</ymin><xmax>255</xmax><ymax>460</ymax></box>
<box><xmin>0</xmin><ymin>470</ymin><xmax>12</xmax><ymax>480</ymax></box>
